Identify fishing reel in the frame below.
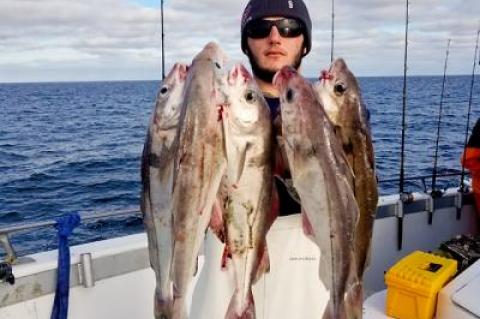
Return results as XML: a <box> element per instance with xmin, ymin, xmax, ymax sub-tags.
<box><xmin>399</xmin><ymin>192</ymin><xmax>414</xmax><ymax>204</ymax></box>
<box><xmin>430</xmin><ymin>189</ymin><xmax>444</xmax><ymax>199</ymax></box>
<box><xmin>0</xmin><ymin>262</ymin><xmax>15</xmax><ymax>285</ymax></box>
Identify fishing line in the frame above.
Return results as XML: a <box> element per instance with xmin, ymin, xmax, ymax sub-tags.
<box><xmin>330</xmin><ymin>0</ymin><xmax>335</xmax><ymax>62</ymax></box>
<box><xmin>161</xmin><ymin>0</ymin><xmax>166</xmax><ymax>80</ymax></box>
<box><xmin>429</xmin><ymin>39</ymin><xmax>451</xmax><ymax>224</ymax></box>
<box><xmin>460</xmin><ymin>29</ymin><xmax>480</xmax><ymax>194</ymax></box>
<box><xmin>398</xmin><ymin>0</ymin><xmax>410</xmax><ymax>251</ymax></box>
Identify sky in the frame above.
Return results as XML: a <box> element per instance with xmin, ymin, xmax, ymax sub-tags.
<box><xmin>0</xmin><ymin>0</ymin><xmax>479</xmax><ymax>83</ymax></box>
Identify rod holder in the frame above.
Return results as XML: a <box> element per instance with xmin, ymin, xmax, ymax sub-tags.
<box><xmin>0</xmin><ymin>262</ymin><xmax>15</xmax><ymax>285</ymax></box>
<box><xmin>455</xmin><ymin>192</ymin><xmax>463</xmax><ymax>220</ymax></box>
<box><xmin>426</xmin><ymin>196</ymin><xmax>434</xmax><ymax>225</ymax></box>
<box><xmin>455</xmin><ymin>192</ymin><xmax>463</xmax><ymax>210</ymax></box>
<box><xmin>395</xmin><ymin>198</ymin><xmax>405</xmax><ymax>219</ymax></box>
<box><xmin>396</xmin><ymin>198</ymin><xmax>405</xmax><ymax>251</ymax></box>
<box><xmin>78</xmin><ymin>253</ymin><xmax>95</xmax><ymax>288</ymax></box>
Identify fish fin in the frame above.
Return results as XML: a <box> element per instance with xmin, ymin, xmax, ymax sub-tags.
<box><xmin>332</xmin><ymin>124</ymin><xmax>344</xmax><ymax>143</ymax></box>
<box><xmin>197</xmin><ymin>143</ymin><xmax>209</xmax><ymax>215</ymax></box>
<box><xmin>333</xmin><ymin>125</ymin><xmax>350</xmax><ymax>157</ymax></box>
<box><xmin>221</xmin><ymin>244</ymin><xmax>231</xmax><ymax>270</ymax></box>
<box><xmin>253</xmin><ymin>244</ymin><xmax>270</xmax><ymax>283</ymax></box>
<box><xmin>319</xmin><ymin>251</ymin><xmax>333</xmax><ymax>292</ymax></box>
<box><xmin>223</xmin><ymin>103</ymin><xmax>249</xmax><ymax>184</ymax></box>
<box><xmin>172</xmin><ymin>145</ymin><xmax>186</xmax><ymax>194</ymax></box>
<box><xmin>274</xmin><ymin>136</ymin><xmax>287</xmax><ymax>176</ymax></box>
<box><xmin>345</xmin><ymin>279</ymin><xmax>363</xmax><ymax>319</ymax></box>
<box><xmin>360</xmin><ymin>239</ymin><xmax>374</xmax><ymax>275</ymax></box>
<box><xmin>333</xmin><ymin>125</ymin><xmax>355</xmax><ymax>180</ymax></box>
<box><xmin>140</xmin><ymin>133</ymin><xmax>152</xmax><ymax>214</ymax></box>
<box><xmin>191</xmin><ymin>256</ymin><xmax>199</xmax><ymax>277</ymax></box>
<box><xmin>268</xmin><ymin>185</ymin><xmax>280</xmax><ymax>227</ymax></box>
<box><xmin>209</xmin><ymin>197</ymin><xmax>225</xmax><ymax>242</ymax></box>
<box><xmin>225</xmin><ymin>290</ymin><xmax>255</xmax><ymax>319</ymax></box>
<box><xmin>198</xmin><ymin>139</ymin><xmax>225</xmax><ymax>216</ymax></box>
<box><xmin>221</xmin><ymin>104</ymin><xmax>230</xmax><ymax>152</ymax></box>
<box><xmin>231</xmin><ymin>142</ymin><xmax>249</xmax><ymax>185</ymax></box>
<box><xmin>365</xmin><ymin>129</ymin><xmax>376</xmax><ymax>170</ymax></box>
<box><xmin>301</xmin><ymin>209</ymin><xmax>315</xmax><ymax>240</ymax></box>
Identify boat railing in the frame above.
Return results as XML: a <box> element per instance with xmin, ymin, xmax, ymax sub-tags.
<box><xmin>0</xmin><ymin>172</ymin><xmax>472</xmax><ymax>278</ymax></box>
<box><xmin>378</xmin><ymin>171</ymin><xmax>471</xmax><ymax>194</ymax></box>
<box><xmin>0</xmin><ymin>208</ymin><xmax>141</xmax><ymax>267</ymax></box>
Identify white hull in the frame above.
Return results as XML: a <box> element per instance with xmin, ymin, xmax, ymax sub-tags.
<box><xmin>0</xmin><ymin>189</ymin><xmax>478</xmax><ymax>318</ymax></box>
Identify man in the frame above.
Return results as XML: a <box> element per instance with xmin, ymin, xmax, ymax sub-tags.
<box><xmin>241</xmin><ymin>0</ymin><xmax>312</xmax><ymax>216</ymax></box>
<box><xmin>461</xmin><ymin>118</ymin><xmax>480</xmax><ymax>217</ymax></box>
<box><xmin>190</xmin><ymin>1</ymin><xmax>328</xmax><ymax>318</ymax></box>
<box><xmin>241</xmin><ymin>0</ymin><xmax>311</xmax><ymax>97</ymax></box>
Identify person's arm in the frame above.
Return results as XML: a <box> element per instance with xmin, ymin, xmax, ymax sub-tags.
<box><xmin>462</xmin><ymin>147</ymin><xmax>480</xmax><ymax>171</ymax></box>
<box><xmin>461</xmin><ymin>119</ymin><xmax>480</xmax><ymax>171</ymax></box>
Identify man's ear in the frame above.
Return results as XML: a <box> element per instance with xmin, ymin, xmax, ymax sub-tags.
<box><xmin>302</xmin><ymin>47</ymin><xmax>307</xmax><ymax>56</ymax></box>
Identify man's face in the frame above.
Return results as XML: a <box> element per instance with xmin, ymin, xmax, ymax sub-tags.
<box><xmin>246</xmin><ymin>17</ymin><xmax>305</xmax><ymax>80</ymax></box>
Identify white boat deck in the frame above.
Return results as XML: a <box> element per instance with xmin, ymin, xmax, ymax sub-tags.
<box><xmin>0</xmin><ymin>191</ymin><xmax>478</xmax><ymax>318</ymax></box>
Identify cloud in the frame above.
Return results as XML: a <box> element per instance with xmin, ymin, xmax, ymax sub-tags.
<box><xmin>0</xmin><ymin>0</ymin><xmax>478</xmax><ymax>82</ymax></box>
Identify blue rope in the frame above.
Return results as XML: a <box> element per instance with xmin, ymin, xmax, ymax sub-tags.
<box><xmin>50</xmin><ymin>212</ymin><xmax>81</xmax><ymax>319</ymax></box>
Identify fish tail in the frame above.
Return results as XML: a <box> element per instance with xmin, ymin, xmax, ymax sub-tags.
<box><xmin>171</xmin><ymin>296</ymin><xmax>188</xmax><ymax>319</ymax></box>
<box><xmin>345</xmin><ymin>280</ymin><xmax>364</xmax><ymax>319</ymax></box>
<box><xmin>225</xmin><ymin>290</ymin><xmax>256</xmax><ymax>319</ymax></box>
<box><xmin>322</xmin><ymin>299</ymin><xmax>347</xmax><ymax>319</ymax></box>
<box><xmin>154</xmin><ymin>292</ymin><xmax>173</xmax><ymax>319</ymax></box>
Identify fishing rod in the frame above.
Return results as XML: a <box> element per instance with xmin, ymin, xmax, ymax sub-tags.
<box><xmin>397</xmin><ymin>0</ymin><xmax>409</xmax><ymax>251</ymax></box>
<box><xmin>330</xmin><ymin>0</ymin><xmax>335</xmax><ymax>62</ymax></box>
<box><xmin>459</xmin><ymin>28</ymin><xmax>480</xmax><ymax>219</ymax></box>
<box><xmin>161</xmin><ymin>0</ymin><xmax>166</xmax><ymax>80</ymax></box>
<box><xmin>460</xmin><ymin>29</ymin><xmax>480</xmax><ymax>191</ymax></box>
<box><xmin>429</xmin><ymin>39</ymin><xmax>451</xmax><ymax>224</ymax></box>
<box><xmin>399</xmin><ymin>0</ymin><xmax>409</xmax><ymax>196</ymax></box>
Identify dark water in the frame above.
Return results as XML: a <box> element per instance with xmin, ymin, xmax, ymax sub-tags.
<box><xmin>1</xmin><ymin>76</ymin><xmax>479</xmax><ymax>256</ymax></box>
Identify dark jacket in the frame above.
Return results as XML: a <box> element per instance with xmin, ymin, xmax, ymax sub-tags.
<box><xmin>265</xmin><ymin>96</ymin><xmax>301</xmax><ymax>216</ymax></box>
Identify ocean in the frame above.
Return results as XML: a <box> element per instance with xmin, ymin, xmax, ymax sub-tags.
<box><xmin>0</xmin><ymin>76</ymin><xmax>479</xmax><ymax>257</ymax></box>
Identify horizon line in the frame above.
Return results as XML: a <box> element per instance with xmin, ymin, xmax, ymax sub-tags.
<box><xmin>0</xmin><ymin>73</ymin><xmax>476</xmax><ymax>85</ymax></box>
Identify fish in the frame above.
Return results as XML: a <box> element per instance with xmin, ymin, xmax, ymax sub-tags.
<box><xmin>274</xmin><ymin>66</ymin><xmax>362</xmax><ymax>319</ymax></box>
<box><xmin>314</xmin><ymin>58</ymin><xmax>379</xmax><ymax>279</ymax></box>
<box><xmin>220</xmin><ymin>64</ymin><xmax>275</xmax><ymax>319</ymax></box>
<box><xmin>140</xmin><ymin>62</ymin><xmax>188</xmax><ymax>319</ymax></box>
<box><xmin>170</xmin><ymin>42</ymin><xmax>228</xmax><ymax>319</ymax></box>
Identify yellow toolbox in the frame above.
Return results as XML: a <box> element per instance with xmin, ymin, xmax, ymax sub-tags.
<box><xmin>384</xmin><ymin>250</ymin><xmax>457</xmax><ymax>319</ymax></box>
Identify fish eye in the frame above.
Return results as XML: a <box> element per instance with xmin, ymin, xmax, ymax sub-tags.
<box><xmin>286</xmin><ymin>88</ymin><xmax>294</xmax><ymax>102</ymax></box>
<box><xmin>160</xmin><ymin>86</ymin><xmax>169</xmax><ymax>95</ymax></box>
<box><xmin>245</xmin><ymin>90</ymin><xmax>257</xmax><ymax>103</ymax></box>
<box><xmin>334</xmin><ymin>82</ymin><xmax>347</xmax><ymax>95</ymax></box>
<box><xmin>215</xmin><ymin>62</ymin><xmax>222</xmax><ymax>69</ymax></box>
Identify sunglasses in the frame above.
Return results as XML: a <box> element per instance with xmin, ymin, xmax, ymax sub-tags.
<box><xmin>244</xmin><ymin>18</ymin><xmax>304</xmax><ymax>39</ymax></box>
